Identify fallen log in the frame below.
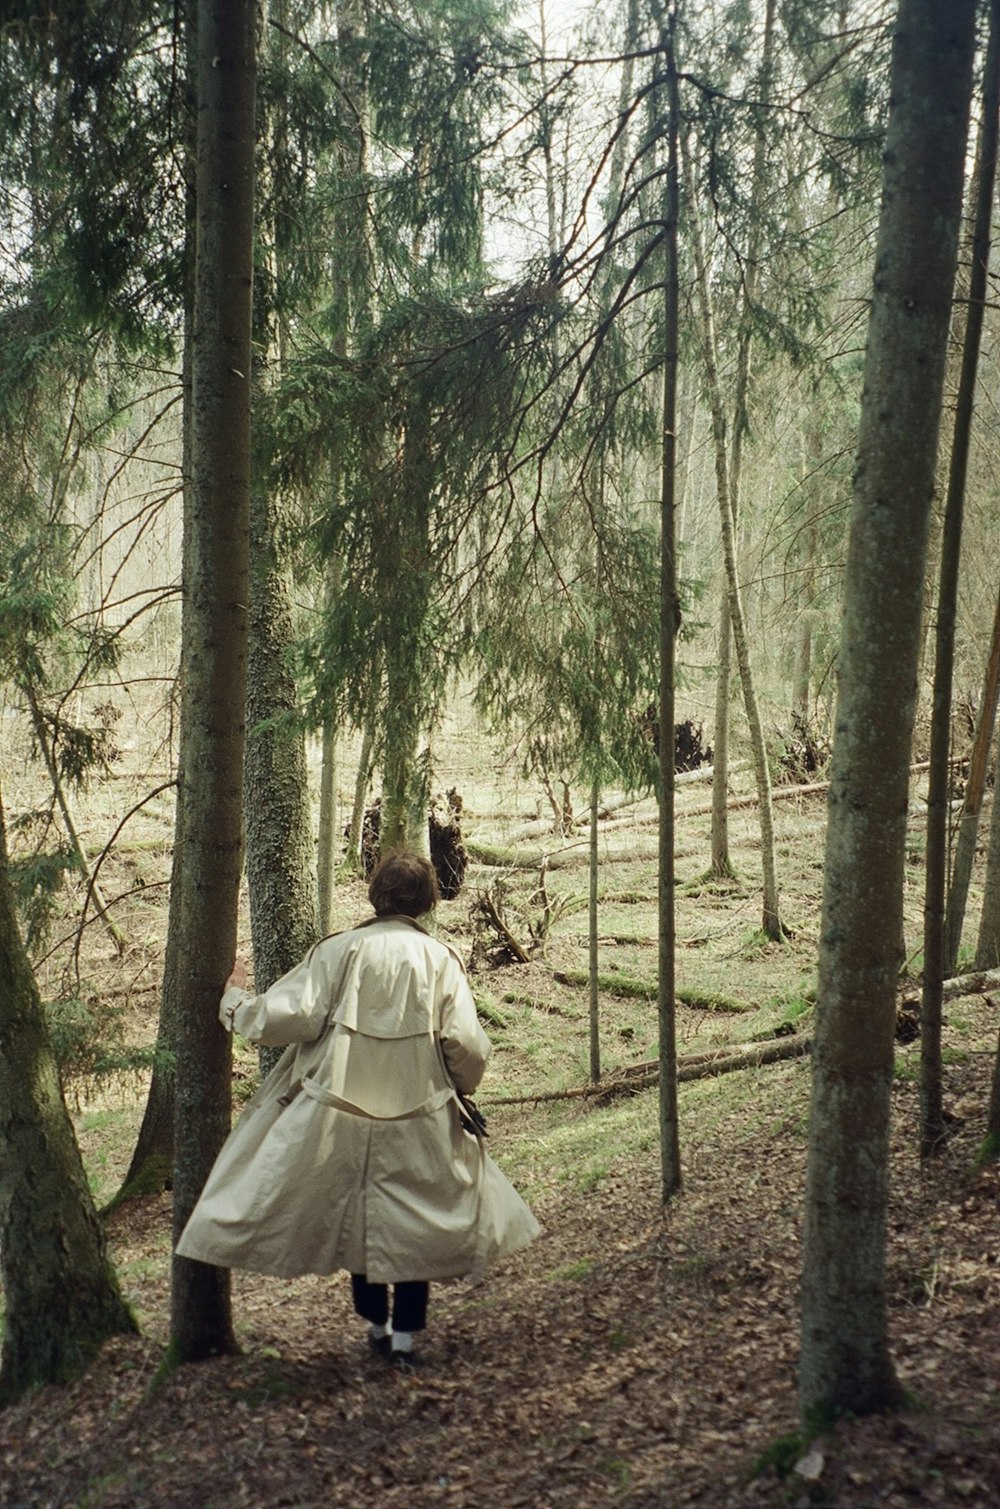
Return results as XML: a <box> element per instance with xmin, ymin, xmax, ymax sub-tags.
<box><xmin>464</xmin><ymin>835</ymin><xmax>664</xmax><ymax>869</ymax></box>
<box><xmin>610</xmin><ymin>757</ymin><xmax>955</xmax><ymax>830</ymax></box>
<box><xmin>507</xmin><ymin>766</ymin><xmax>726</xmax><ymax>842</ymax></box>
<box><xmin>484</xmin><ymin>1033</ymin><xmax>811</xmax><ymax>1107</ymax></box>
<box><xmin>940</xmin><ymin>967</ymin><xmax>1000</xmax><ymax>1002</ymax></box>
<box><xmin>552</xmin><ymin>968</ymin><xmax>748</xmax><ymax>1013</ymax></box>
<box><xmin>466</xmin><ymin>761</ymin><xmax>954</xmax><ymax>870</ymax></box>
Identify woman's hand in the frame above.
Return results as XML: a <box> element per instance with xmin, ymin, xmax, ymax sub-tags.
<box><xmin>226</xmin><ymin>956</ymin><xmax>250</xmax><ymax>992</ymax></box>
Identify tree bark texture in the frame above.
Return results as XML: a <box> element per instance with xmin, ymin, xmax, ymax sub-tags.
<box><xmin>245</xmin><ymin>0</ymin><xmax>318</xmax><ymax>1020</ymax></box>
<box><xmin>799</xmin><ymin>0</ymin><xmax>977</xmax><ymax>1421</ymax></box>
<box><xmin>245</xmin><ymin>466</ymin><xmax>319</xmax><ymax>1065</ymax></box>
<box><xmin>170</xmin><ymin>0</ymin><xmax>256</xmax><ymax>1364</ymax></box>
<box><xmin>0</xmin><ymin>787</ymin><xmax>135</xmax><ymax>1405</ymax></box>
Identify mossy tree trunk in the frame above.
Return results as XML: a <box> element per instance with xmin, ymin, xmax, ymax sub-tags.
<box><xmin>0</xmin><ymin>785</ymin><xmax>136</xmax><ymax>1407</ymax></box>
<box><xmin>799</xmin><ymin>0</ymin><xmax>976</xmax><ymax>1421</ymax></box>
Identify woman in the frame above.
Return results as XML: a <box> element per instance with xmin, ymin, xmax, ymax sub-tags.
<box><xmin>176</xmin><ymin>849</ymin><xmax>539</xmax><ymax>1370</ymax></box>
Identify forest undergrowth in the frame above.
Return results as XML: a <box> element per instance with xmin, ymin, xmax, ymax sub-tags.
<box><xmin>1</xmin><ymin>716</ymin><xmax>999</xmax><ymax>1507</ymax></box>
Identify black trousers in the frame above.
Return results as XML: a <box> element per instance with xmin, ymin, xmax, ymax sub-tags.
<box><xmin>351</xmin><ymin>1273</ymin><xmax>429</xmax><ymax>1333</ymax></box>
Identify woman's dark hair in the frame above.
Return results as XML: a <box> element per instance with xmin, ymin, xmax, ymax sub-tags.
<box><xmin>368</xmin><ymin>849</ymin><xmax>440</xmax><ymax>918</ymax></box>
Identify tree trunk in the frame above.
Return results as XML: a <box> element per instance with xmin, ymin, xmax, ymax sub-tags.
<box><xmin>245</xmin><ymin>458</ymin><xmax>319</xmax><ymax>1064</ymax></box>
<box><xmin>114</xmin><ymin>13</ymin><xmax>198</xmax><ymax>1208</ymax></box>
<box><xmin>317</xmin><ymin>716</ymin><xmax>338</xmax><ymax>929</ymax></box>
<box><xmin>974</xmin><ymin>719</ymin><xmax>1000</xmax><ymax>970</ymax></box>
<box><xmin>317</xmin><ymin>0</ymin><xmax>374</xmax><ymax>906</ymax></box>
<box><xmin>245</xmin><ymin>0</ymin><xmax>319</xmax><ymax>1071</ymax></box>
<box><xmin>793</xmin><ymin>425</ymin><xmax>822</xmax><ymax>721</ymax></box>
<box><xmin>588</xmin><ymin>777</ymin><xmax>601</xmax><ymax>1084</ymax></box>
<box><xmin>656</xmin><ymin>0</ymin><xmax>681</xmax><ymax>1201</ymax></box>
<box><xmin>920</xmin><ymin>0</ymin><xmax>1000</xmax><ymax>1157</ymax></box>
<box><xmin>112</xmin><ymin>834</ymin><xmax>181</xmax><ymax>1207</ymax></box>
<box><xmin>684</xmin><ymin>128</ymin><xmax>786</xmax><ymax>938</ymax></box>
<box><xmin>709</xmin><ymin>589</ymin><xmax>734</xmax><ymax>879</ymax></box>
<box><xmin>799</xmin><ymin>0</ymin><xmax>976</xmax><ymax>1421</ymax></box>
<box><xmin>344</xmin><ymin>719</ymin><xmax>375</xmax><ymax>874</ymax></box>
<box><xmin>380</xmin><ymin>402</ymin><xmax>434</xmax><ymax>857</ymax></box>
<box><xmin>944</xmin><ymin>583</ymin><xmax>1000</xmax><ymax>972</ymax></box>
<box><xmin>0</xmin><ymin>785</ymin><xmax>135</xmax><ymax>1406</ymax></box>
<box><xmin>169</xmin><ymin>0</ymin><xmax>256</xmax><ymax>1365</ymax></box>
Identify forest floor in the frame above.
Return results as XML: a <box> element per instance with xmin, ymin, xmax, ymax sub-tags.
<box><xmin>2</xmin><ymin>708</ymin><xmax>999</xmax><ymax>1508</ymax></box>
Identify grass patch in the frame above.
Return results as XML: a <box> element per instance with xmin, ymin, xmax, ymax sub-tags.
<box><xmin>748</xmin><ymin>1430</ymin><xmax>807</xmax><ymax>1482</ymax></box>
<box><xmin>75</xmin><ymin>1100</ymin><xmax>145</xmax><ymax>1207</ymax></box>
<box><xmin>678</xmin><ymin>986</ymin><xmax>750</xmax><ymax>1014</ymax></box>
<box><xmin>498</xmin><ymin>1088</ymin><xmax>658</xmax><ymax>1201</ymax></box>
<box><xmin>225</xmin><ymin>1361</ymin><xmax>296</xmax><ymax>1407</ymax></box>
<box><xmin>595</xmin><ymin>1456</ymin><xmax>631</xmax><ymax>1488</ymax></box>
<box><xmin>474</xmin><ymin>992</ymin><xmax>511</xmax><ymax>1030</ymax></box>
<box><xmin>500</xmin><ymin>991</ymin><xmax>582</xmax><ymax>1020</ymax></box>
<box><xmin>548</xmin><ymin>1257</ymin><xmax>596</xmax><ymax>1282</ymax></box>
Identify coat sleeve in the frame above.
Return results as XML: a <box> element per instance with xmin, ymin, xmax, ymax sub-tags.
<box><xmin>437</xmin><ymin>954</ymin><xmax>492</xmax><ymax>1094</ymax></box>
<box><xmin>219</xmin><ymin>948</ymin><xmax>332</xmax><ymax>1047</ymax></box>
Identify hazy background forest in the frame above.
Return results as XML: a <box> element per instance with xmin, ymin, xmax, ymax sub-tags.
<box><xmin>1</xmin><ymin>0</ymin><xmax>999</xmax><ymax>1504</ymax></box>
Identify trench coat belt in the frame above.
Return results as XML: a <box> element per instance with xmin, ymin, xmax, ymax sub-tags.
<box><xmin>299</xmin><ymin>1076</ymin><xmax>453</xmax><ymax>1120</ymax></box>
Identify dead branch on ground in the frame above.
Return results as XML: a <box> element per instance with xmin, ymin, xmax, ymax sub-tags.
<box><xmin>484</xmin><ymin>1033</ymin><xmax>811</xmax><ymax>1107</ymax></box>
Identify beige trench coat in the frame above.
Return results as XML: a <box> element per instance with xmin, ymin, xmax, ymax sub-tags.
<box><xmin>176</xmin><ymin>916</ymin><xmax>540</xmax><ymax>1283</ymax></box>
